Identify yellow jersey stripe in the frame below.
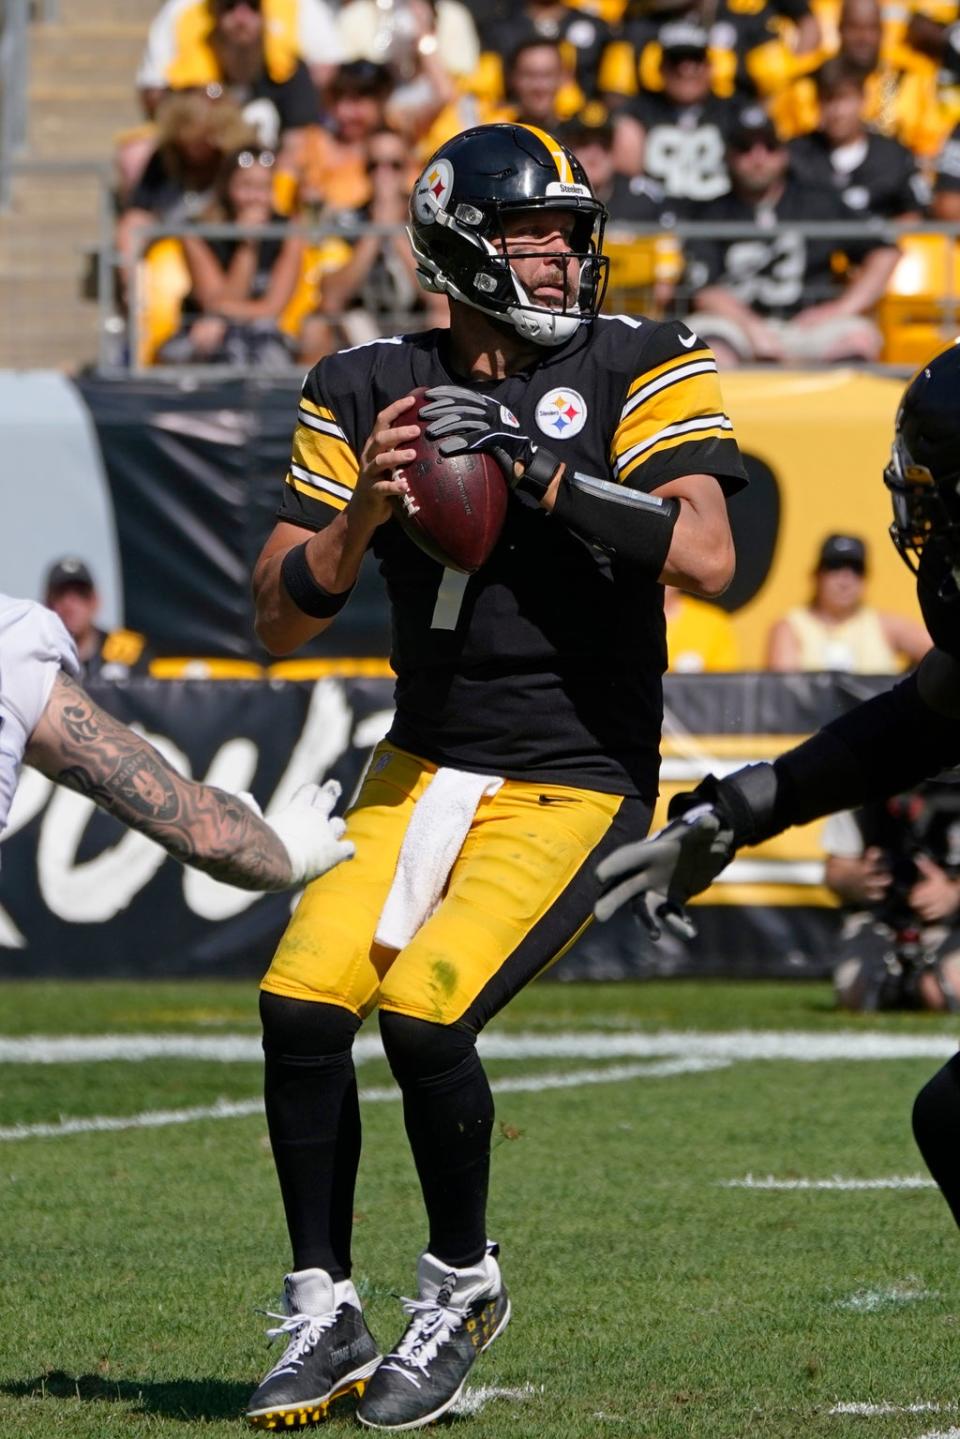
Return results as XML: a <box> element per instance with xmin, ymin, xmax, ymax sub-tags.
<box><xmin>291</xmin><ymin>424</ymin><xmax>359</xmax><ymax>490</ymax></box>
<box><xmin>627</xmin><ymin>347</ymin><xmax>713</xmax><ymax>399</ymax></box>
<box><xmin>299</xmin><ymin>396</ymin><xmax>339</xmax><ymax>425</ymax></box>
<box><xmin>518</xmin><ymin>123</ymin><xmax>574</xmax><ymax>183</ymax></box>
<box><xmin>285</xmin><ymin>473</ymin><xmax>349</xmax><ymax>512</ymax></box>
<box><xmin>617</xmin><ymin>424</ymin><xmax>733</xmax><ymax>483</ymax></box>
<box><xmin>613</xmin><ymin>371</ymin><xmax>728</xmax><ymax>462</ymax></box>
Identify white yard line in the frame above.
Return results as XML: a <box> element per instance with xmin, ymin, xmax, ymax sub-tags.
<box><xmin>452</xmin><ymin>1384</ymin><xmax>540</xmax><ymax>1416</ymax></box>
<box><xmin>1</xmin><ymin>1027</ymin><xmax>956</xmax><ymax>1066</ymax></box>
<box><xmin>0</xmin><ymin>1058</ymin><xmax>726</xmax><ymax>1142</ymax></box>
<box><xmin>836</xmin><ymin>1284</ymin><xmax>937</xmax><ymax>1312</ymax></box>
<box><xmin>831</xmin><ymin>1402</ymin><xmax>957</xmax><ymax>1416</ymax></box>
<box><xmin>722</xmin><ymin>1174</ymin><xmax>937</xmax><ymax>1191</ymax></box>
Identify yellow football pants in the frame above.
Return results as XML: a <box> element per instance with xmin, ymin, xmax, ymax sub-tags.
<box><xmin>261</xmin><ymin>744</ymin><xmax>652</xmax><ymax>1030</ymax></box>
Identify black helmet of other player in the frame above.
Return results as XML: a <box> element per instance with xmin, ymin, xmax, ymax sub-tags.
<box><xmin>884</xmin><ymin>340</ymin><xmax>960</xmax><ymax>575</ymax></box>
<box><xmin>408</xmin><ymin>122</ymin><xmax>609</xmax><ymax>347</ymax></box>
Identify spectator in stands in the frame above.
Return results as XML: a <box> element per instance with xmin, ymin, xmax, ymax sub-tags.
<box><xmin>933</xmin><ymin>121</ymin><xmax>960</xmax><ymax>219</ymax></box>
<box><xmin>771</xmin><ymin>0</ymin><xmax>949</xmax><ymax>158</ymax></box>
<box><xmin>823</xmin><ymin>782</ymin><xmax>960</xmax><ymax>1011</ymax></box>
<box><xmin>43</xmin><ymin>559</ymin><xmax>151</xmax><ymax>681</ymax></box>
<box><xmin>599</xmin><ymin>0</ymin><xmax>821</xmax><ymax>108</ymax></box>
<box><xmin>765</xmin><ymin>533</ymin><xmax>931</xmax><ymax>671</ymax></box>
<box><xmin>787</xmin><ymin>58</ymin><xmax>929</xmax><ymax>220</ymax></box>
<box><xmin>501</xmin><ymin>38</ymin><xmax>570</xmax><ymax>132</ymax></box>
<box><xmin>627</xmin><ymin>22</ymin><xmax>733</xmax><ymax>203</ymax></box>
<box><xmin>116</xmin><ymin>92</ymin><xmax>257</xmax><ymax>284</ymax></box>
<box><xmin>292</xmin><ymin>61</ymin><xmax>393</xmax><ymax>215</ymax></box>
<box><xmin>338</xmin><ymin>0</ymin><xmax>480</xmax><ymax>83</ymax></box>
<box><xmin>157</xmin><ymin>148</ymin><xmax>303</xmax><ymax>367</ymax></box>
<box><xmin>137</xmin><ymin>0</ymin><xmax>344</xmax><ymax>112</ymax></box>
<box><xmin>560</xmin><ymin>112</ymin><xmax>681</xmax><ymax>311</ymax></box>
<box><xmin>299</xmin><ymin>128</ymin><xmax>444</xmax><ymax>356</ymax></box>
<box><xmin>476</xmin><ymin>0</ymin><xmax>615</xmax><ymax>104</ymax></box>
<box><xmin>664</xmin><ymin>587</ymin><xmax>741</xmax><ymax>671</ymax></box>
<box><xmin>685</xmin><ymin>105</ymin><xmax>900</xmax><ymax>366</ymax></box>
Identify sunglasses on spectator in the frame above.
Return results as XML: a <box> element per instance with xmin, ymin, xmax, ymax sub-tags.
<box><xmin>216</xmin><ymin>0</ymin><xmax>261</xmax><ymax>13</ymax></box>
<box><xmin>367</xmin><ymin>157</ymin><xmax>406</xmax><ymax>172</ymax></box>
<box><xmin>233</xmin><ymin>149</ymin><xmax>276</xmax><ymax>169</ymax></box>
<box><xmin>729</xmin><ymin>136</ymin><xmax>781</xmax><ymax>153</ymax></box>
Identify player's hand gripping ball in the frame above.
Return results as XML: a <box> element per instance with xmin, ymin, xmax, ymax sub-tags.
<box><xmin>391</xmin><ymin>388</ymin><xmax>508</xmax><ymax>574</ymax></box>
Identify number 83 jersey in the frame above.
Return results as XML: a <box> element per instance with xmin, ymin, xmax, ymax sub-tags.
<box><xmin>277</xmin><ymin>317</ymin><xmax>747</xmax><ymax>798</ymax></box>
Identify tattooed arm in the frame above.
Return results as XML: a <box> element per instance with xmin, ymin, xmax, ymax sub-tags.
<box><xmin>24</xmin><ymin>671</ymin><xmax>353</xmax><ymax>891</ymax></box>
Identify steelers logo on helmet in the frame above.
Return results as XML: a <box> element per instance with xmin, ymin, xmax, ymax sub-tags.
<box><xmin>535</xmin><ymin>387</ymin><xmax>588</xmax><ymax>439</ymax></box>
<box><xmin>413</xmin><ymin>158</ymin><xmax>455</xmax><ymax>225</ymax></box>
<box><xmin>407</xmin><ymin>123</ymin><xmax>609</xmax><ymax>348</ymax></box>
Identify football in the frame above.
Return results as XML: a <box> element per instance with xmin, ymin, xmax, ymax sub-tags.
<box><xmin>391</xmin><ymin>389</ymin><xmax>508</xmax><ymax>574</ymax></box>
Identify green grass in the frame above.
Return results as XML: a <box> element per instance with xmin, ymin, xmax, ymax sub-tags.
<box><xmin>1</xmin><ymin>979</ymin><xmax>959</xmax><ymax>1438</ymax></box>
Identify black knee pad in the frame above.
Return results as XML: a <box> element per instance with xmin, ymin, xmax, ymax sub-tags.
<box><xmin>378</xmin><ymin>1010</ymin><xmax>476</xmax><ymax>1085</ymax></box>
<box><xmin>260</xmin><ymin>991</ymin><xmax>360</xmax><ymax>1059</ymax></box>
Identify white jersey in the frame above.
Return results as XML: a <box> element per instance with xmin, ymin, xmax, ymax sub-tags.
<box><xmin>0</xmin><ymin>594</ymin><xmax>79</xmax><ymax>841</ymax></box>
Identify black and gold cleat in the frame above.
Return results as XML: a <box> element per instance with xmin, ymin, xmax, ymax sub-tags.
<box><xmin>246</xmin><ymin>1268</ymin><xmax>381</xmax><ymax>1429</ymax></box>
<box><xmin>356</xmin><ymin>1247</ymin><xmax>510</xmax><ymax>1431</ymax></box>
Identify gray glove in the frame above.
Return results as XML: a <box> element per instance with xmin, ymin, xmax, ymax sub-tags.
<box><xmin>593</xmin><ymin>804</ymin><xmax>733</xmax><ymax>939</ymax></box>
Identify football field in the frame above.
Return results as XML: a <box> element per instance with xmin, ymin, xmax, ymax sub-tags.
<box><xmin>3</xmin><ymin>977</ymin><xmax>960</xmax><ymax>1439</ymax></box>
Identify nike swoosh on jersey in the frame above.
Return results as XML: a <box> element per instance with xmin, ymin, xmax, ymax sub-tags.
<box><xmin>678</xmin><ymin>332</ymin><xmax>700</xmax><ymax>348</ymax></box>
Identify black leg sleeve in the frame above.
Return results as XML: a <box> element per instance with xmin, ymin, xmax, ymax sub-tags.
<box><xmin>379</xmin><ymin>1012</ymin><xmax>494</xmax><ymax>1269</ymax></box>
<box><xmin>260</xmin><ymin>992</ymin><xmax>362</xmax><ymax>1280</ymax></box>
<box><xmin>913</xmin><ymin>1054</ymin><xmax>960</xmax><ymax>1229</ymax></box>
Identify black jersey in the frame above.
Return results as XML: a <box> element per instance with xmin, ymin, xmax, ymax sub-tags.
<box><xmin>278</xmin><ymin>319</ymin><xmax>746</xmax><ymax>797</ymax></box>
<box><xmin>488</xmin><ymin>9</ymin><xmax>615</xmax><ymax>97</ymax></box>
<box><xmin>629</xmin><ymin>92</ymin><xmax>733</xmax><ymax>202</ymax></box>
<box><xmin>935</xmin><ymin>121</ymin><xmax>960</xmax><ymax>194</ymax></box>
<box><xmin>685</xmin><ymin>178</ymin><xmax>885</xmax><ymax>317</ymax></box>
<box><xmin>787</xmin><ymin>129</ymin><xmax>928</xmax><ymax>219</ymax></box>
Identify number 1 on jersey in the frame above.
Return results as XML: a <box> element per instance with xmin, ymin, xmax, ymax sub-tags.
<box><xmin>431</xmin><ymin>568</ymin><xmax>470</xmax><ymax>630</ymax></box>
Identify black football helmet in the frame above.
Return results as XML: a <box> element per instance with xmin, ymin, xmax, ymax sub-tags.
<box><xmin>885</xmin><ymin>340</ymin><xmax>960</xmax><ymax>574</ymax></box>
<box><xmin>408</xmin><ymin>123</ymin><xmax>609</xmax><ymax>347</ymax></box>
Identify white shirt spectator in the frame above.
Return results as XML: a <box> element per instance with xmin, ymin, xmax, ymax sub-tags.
<box><xmin>337</xmin><ymin>0</ymin><xmax>480</xmax><ymax>77</ymax></box>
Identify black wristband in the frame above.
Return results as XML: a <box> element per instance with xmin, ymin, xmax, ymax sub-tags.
<box><xmin>280</xmin><ymin>543</ymin><xmax>355</xmax><ymax>619</ymax></box>
<box><xmin>515</xmin><ymin>444</ymin><xmax>563</xmax><ymax>498</ymax></box>
<box><xmin>553</xmin><ymin>471</ymin><xmax>680</xmax><ymax>573</ymax></box>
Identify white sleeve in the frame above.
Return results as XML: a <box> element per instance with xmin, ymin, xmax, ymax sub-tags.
<box><xmin>297</xmin><ymin>0</ymin><xmax>345</xmax><ymax>63</ymax></box>
<box><xmin>821</xmin><ymin>810</ymin><xmax>865</xmax><ymax>859</ymax></box>
<box><xmin>0</xmin><ymin>596</ymin><xmax>80</xmax><ymax>837</ymax></box>
<box><xmin>136</xmin><ymin>0</ymin><xmax>185</xmax><ymax>90</ymax></box>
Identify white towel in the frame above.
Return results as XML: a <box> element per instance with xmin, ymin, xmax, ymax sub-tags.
<box><xmin>374</xmin><ymin>767</ymin><xmax>504</xmax><ymax>950</ymax></box>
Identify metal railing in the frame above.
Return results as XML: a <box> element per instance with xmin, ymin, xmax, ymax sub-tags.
<box><xmin>0</xmin><ymin>0</ymin><xmax>59</xmax><ymax>209</ymax></box>
<box><xmin>101</xmin><ymin>214</ymin><xmax>960</xmax><ymax>379</ymax></box>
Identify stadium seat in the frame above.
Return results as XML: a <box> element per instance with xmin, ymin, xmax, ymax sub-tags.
<box><xmin>878</xmin><ymin>233</ymin><xmax>960</xmax><ymax>366</ymax></box>
<box><xmin>603</xmin><ymin>232</ymin><xmax>682</xmax><ymax>317</ymax></box>
<box><xmin>150</xmin><ymin>658</ymin><xmax>266</xmax><ymax>679</ymax></box>
<box><xmin>267</xmin><ymin>658</ymin><xmax>395</xmax><ymax>680</ymax></box>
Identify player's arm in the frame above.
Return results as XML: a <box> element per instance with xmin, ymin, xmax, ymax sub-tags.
<box><xmin>595</xmin><ymin>646</ymin><xmax>960</xmax><ymax>927</ymax></box>
<box><xmin>254</xmin><ymin>391</ymin><xmax>419</xmax><ymax>655</ymax></box>
<box><xmin>25</xmin><ymin>671</ymin><xmax>353</xmax><ymax>891</ymax></box>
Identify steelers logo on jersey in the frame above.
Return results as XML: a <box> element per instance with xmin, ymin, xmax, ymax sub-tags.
<box><xmin>535</xmin><ymin>387</ymin><xmax>588</xmax><ymax>439</ymax></box>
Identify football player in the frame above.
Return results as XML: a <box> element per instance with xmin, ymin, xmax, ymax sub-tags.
<box><xmin>250</xmin><ymin>121</ymin><xmax>747</xmax><ymax>1431</ymax></box>
<box><xmin>593</xmin><ymin>341</ymin><xmax>960</xmax><ymax>1246</ymax></box>
<box><xmin>0</xmin><ymin>593</ymin><xmax>353</xmax><ymax>890</ymax></box>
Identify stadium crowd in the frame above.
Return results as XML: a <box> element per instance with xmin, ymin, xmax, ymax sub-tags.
<box><xmin>112</xmin><ymin>0</ymin><xmax>960</xmax><ymax>369</ymax></box>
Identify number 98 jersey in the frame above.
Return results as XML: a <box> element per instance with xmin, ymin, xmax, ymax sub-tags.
<box><xmin>277</xmin><ymin>317</ymin><xmax>747</xmax><ymax>799</ymax></box>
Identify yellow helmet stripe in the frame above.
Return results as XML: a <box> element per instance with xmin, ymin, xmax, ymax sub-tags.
<box><xmin>518</xmin><ymin>123</ymin><xmax>574</xmax><ymax>185</ymax></box>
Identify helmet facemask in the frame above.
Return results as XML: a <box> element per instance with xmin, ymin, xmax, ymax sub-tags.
<box><xmin>883</xmin><ymin>431</ymin><xmax>960</xmax><ymax>577</ymax></box>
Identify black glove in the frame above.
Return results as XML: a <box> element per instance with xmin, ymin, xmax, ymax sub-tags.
<box><xmin>419</xmin><ymin>385</ymin><xmax>562</xmax><ymax>497</ymax></box>
<box><xmin>594</xmin><ymin>806</ymin><xmax>732</xmax><ymax>939</ymax></box>
<box><xmin>593</xmin><ymin>765</ymin><xmax>780</xmax><ymax>938</ymax></box>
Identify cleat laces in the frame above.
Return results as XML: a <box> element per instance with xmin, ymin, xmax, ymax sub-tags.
<box><xmin>259</xmin><ymin>1306</ymin><xmax>341</xmax><ymax>1383</ymax></box>
<box><xmin>379</xmin><ymin>1293</ymin><xmax>464</xmax><ymax>1390</ymax></box>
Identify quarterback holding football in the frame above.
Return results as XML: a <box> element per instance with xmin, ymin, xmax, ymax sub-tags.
<box><xmin>250</xmin><ymin>121</ymin><xmax>748</xmax><ymax>1431</ymax></box>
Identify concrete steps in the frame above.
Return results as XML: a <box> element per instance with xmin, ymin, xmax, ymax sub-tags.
<box><xmin>0</xmin><ymin>9</ymin><xmax>151</xmax><ymax>367</ymax></box>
